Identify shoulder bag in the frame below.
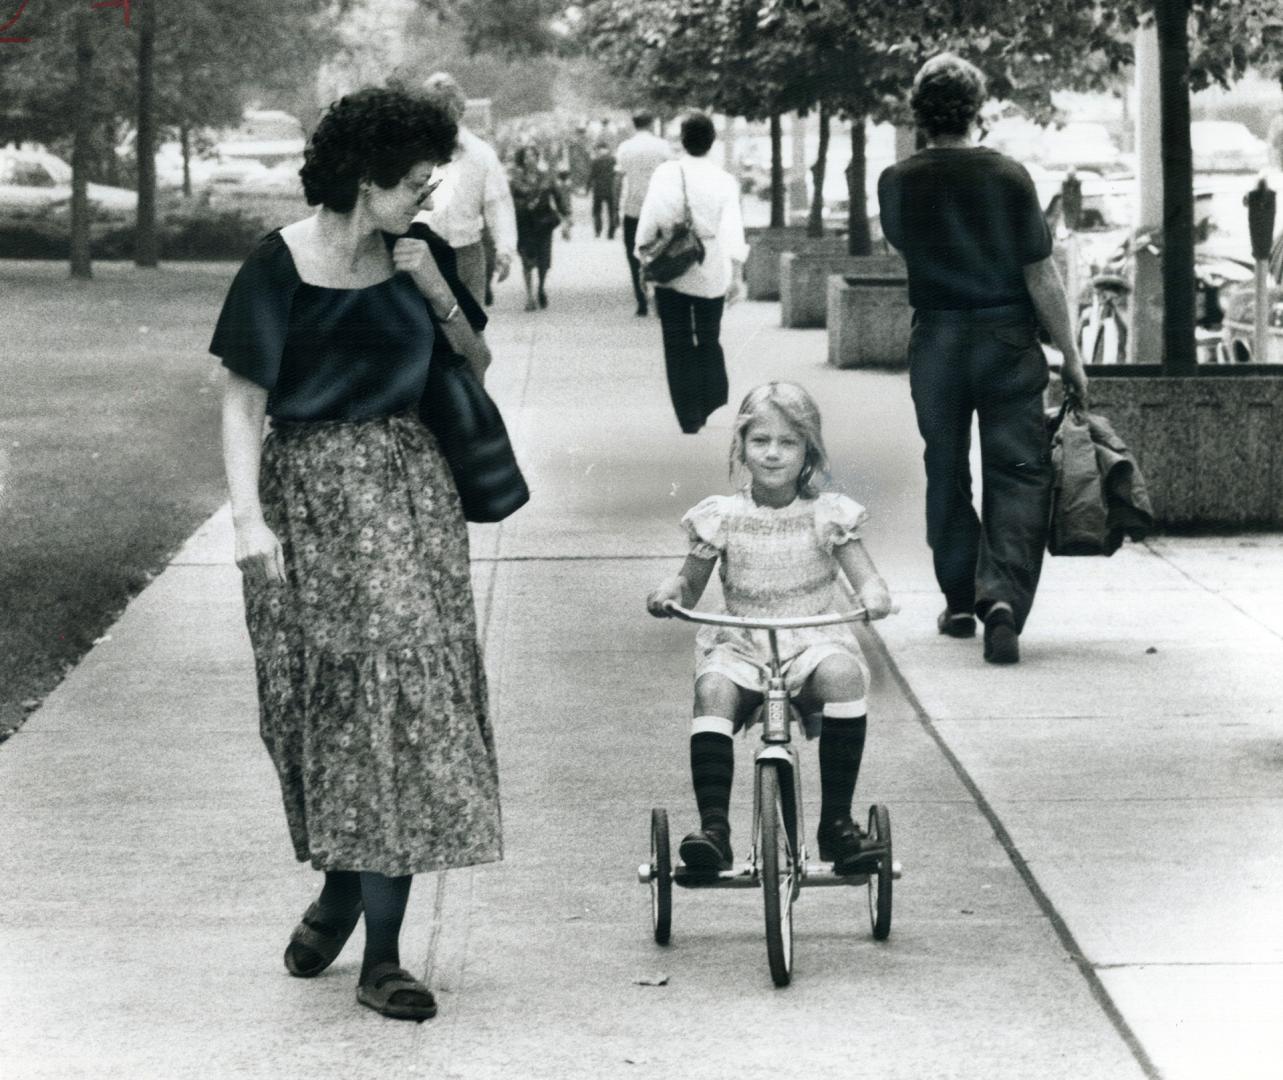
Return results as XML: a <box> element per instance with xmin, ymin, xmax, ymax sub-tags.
<box><xmin>638</xmin><ymin>166</ymin><xmax>706</xmax><ymax>284</ymax></box>
<box><xmin>418</xmin><ymin>350</ymin><xmax>530</xmax><ymax>523</ymax></box>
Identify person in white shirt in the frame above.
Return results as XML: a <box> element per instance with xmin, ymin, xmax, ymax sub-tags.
<box><xmin>615</xmin><ymin>113</ymin><xmax>673</xmax><ymax>316</ymax></box>
<box><xmin>635</xmin><ymin>113</ymin><xmax>749</xmax><ymax>434</ymax></box>
<box><xmin>415</xmin><ymin>73</ymin><xmax>517</xmax><ymax>315</ymax></box>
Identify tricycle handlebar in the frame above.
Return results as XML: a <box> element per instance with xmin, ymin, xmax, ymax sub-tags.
<box><xmin>662</xmin><ymin>603</ymin><xmax>880</xmax><ymax>630</ymax></box>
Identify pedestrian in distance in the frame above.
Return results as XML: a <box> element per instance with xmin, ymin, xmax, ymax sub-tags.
<box><xmin>588</xmin><ymin>141</ymin><xmax>619</xmax><ymax>239</ymax></box>
<box><xmin>212</xmin><ymin>87</ymin><xmax>503</xmax><ymax>1023</ymax></box>
<box><xmin>635</xmin><ymin>112</ymin><xmax>748</xmax><ymax>434</ymax></box>
<box><xmin>616</xmin><ymin>112</ymin><xmax>673</xmax><ymax>316</ymax></box>
<box><xmin>417</xmin><ymin>72</ymin><xmax>517</xmax><ymax>373</ymax></box>
<box><xmin>510</xmin><ymin>145</ymin><xmax>571</xmax><ymax>311</ymax></box>
<box><xmin>876</xmin><ymin>53</ymin><xmax>1090</xmax><ymax>664</ymax></box>
<box><xmin>647</xmin><ymin>382</ymin><xmax>894</xmax><ymax>875</ymax></box>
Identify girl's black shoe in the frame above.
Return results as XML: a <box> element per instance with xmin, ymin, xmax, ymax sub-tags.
<box><xmin>678</xmin><ymin>827</ymin><xmax>732</xmax><ymax>872</ymax></box>
<box><xmin>817</xmin><ymin>818</ymin><xmax>865</xmax><ymax>875</ymax></box>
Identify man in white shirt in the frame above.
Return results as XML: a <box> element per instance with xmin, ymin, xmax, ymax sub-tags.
<box><xmin>416</xmin><ymin>73</ymin><xmax>517</xmax><ymax>312</ymax></box>
<box><xmin>615</xmin><ymin>113</ymin><xmax>672</xmax><ymax>316</ymax></box>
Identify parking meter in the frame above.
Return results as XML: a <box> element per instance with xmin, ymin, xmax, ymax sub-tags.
<box><xmin>1061</xmin><ymin>172</ymin><xmax>1083</xmax><ymax>233</ymax></box>
<box><xmin>1246</xmin><ymin>178</ymin><xmax>1276</xmax><ymax>261</ymax></box>
<box><xmin>1246</xmin><ymin>178</ymin><xmax>1276</xmax><ymax>362</ymax></box>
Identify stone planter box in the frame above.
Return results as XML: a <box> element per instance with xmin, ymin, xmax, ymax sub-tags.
<box><xmin>744</xmin><ymin>227</ymin><xmax>846</xmax><ymax>301</ymax></box>
<box><xmin>1084</xmin><ymin>369</ymin><xmax>1283</xmax><ymax>527</ymax></box>
<box><xmin>781</xmin><ymin>252</ymin><xmax>905</xmax><ymax>329</ymax></box>
<box><xmin>826</xmin><ymin>267</ymin><xmax>912</xmax><ymax>369</ymax></box>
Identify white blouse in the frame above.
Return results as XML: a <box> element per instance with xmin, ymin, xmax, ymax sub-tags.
<box><xmin>634</xmin><ymin>155</ymin><xmax>750</xmax><ymax>299</ymax></box>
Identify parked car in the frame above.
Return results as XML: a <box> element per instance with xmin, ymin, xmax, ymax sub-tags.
<box><xmin>1041</xmin><ymin>122</ymin><xmax>1124</xmax><ymax>174</ymax></box>
<box><xmin>1075</xmin><ymin>183</ymin><xmax>1257</xmax><ymax>363</ymax></box>
<box><xmin>1221</xmin><ymin>230</ymin><xmax>1283</xmax><ymax>363</ymax></box>
<box><xmin>0</xmin><ymin>147</ymin><xmax>137</xmax><ymax>217</ymax></box>
<box><xmin>1190</xmin><ymin>120</ymin><xmax>1269</xmax><ymax>174</ymax></box>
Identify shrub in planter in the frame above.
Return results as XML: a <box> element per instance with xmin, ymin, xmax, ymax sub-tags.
<box><xmin>0</xmin><ymin>201</ymin><xmax>278</xmax><ymax>261</ymax></box>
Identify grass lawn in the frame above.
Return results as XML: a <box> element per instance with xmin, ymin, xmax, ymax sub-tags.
<box><xmin>0</xmin><ymin>260</ymin><xmax>237</xmax><ymax>742</ymax></box>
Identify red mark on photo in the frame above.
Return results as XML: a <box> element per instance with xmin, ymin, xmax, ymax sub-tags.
<box><xmin>0</xmin><ymin>0</ymin><xmax>32</xmax><ymax>43</ymax></box>
<box><xmin>92</xmin><ymin>0</ymin><xmax>130</xmax><ymax>28</ymax></box>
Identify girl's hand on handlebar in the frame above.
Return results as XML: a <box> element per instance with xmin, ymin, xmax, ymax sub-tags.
<box><xmin>646</xmin><ymin>582</ymin><xmax>682</xmax><ymax>617</ymax></box>
<box><xmin>234</xmin><ymin>520</ymin><xmax>287</xmax><ymax>586</ymax></box>
<box><xmin>860</xmin><ymin>589</ymin><xmax>894</xmax><ymax>621</ymax></box>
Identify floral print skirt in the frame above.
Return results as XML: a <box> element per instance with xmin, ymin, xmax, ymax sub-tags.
<box><xmin>244</xmin><ymin>412</ymin><xmax>502</xmax><ymax>877</ymax></box>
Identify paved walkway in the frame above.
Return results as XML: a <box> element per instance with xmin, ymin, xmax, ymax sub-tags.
<box><xmin>1</xmin><ymin>228</ymin><xmax>1280</xmax><ymax>1080</ymax></box>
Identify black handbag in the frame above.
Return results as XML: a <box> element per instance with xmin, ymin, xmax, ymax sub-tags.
<box><xmin>638</xmin><ymin>166</ymin><xmax>705</xmax><ymax>284</ymax></box>
<box><xmin>418</xmin><ymin>350</ymin><xmax>530</xmax><ymax>523</ymax></box>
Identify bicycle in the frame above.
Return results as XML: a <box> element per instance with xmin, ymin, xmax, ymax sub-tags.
<box><xmin>638</xmin><ymin>603</ymin><xmax>902</xmax><ymax>987</ymax></box>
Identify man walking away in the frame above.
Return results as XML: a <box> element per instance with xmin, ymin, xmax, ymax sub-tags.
<box><xmin>588</xmin><ymin>142</ymin><xmax>619</xmax><ymax>239</ymax></box>
<box><xmin>616</xmin><ymin>113</ymin><xmax>672</xmax><ymax>316</ymax></box>
<box><xmin>417</xmin><ymin>73</ymin><xmax>517</xmax><ymax>323</ymax></box>
<box><xmin>877</xmin><ymin>54</ymin><xmax>1089</xmax><ymax>665</ymax></box>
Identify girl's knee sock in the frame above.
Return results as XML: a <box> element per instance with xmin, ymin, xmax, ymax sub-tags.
<box><xmin>690</xmin><ymin>715</ymin><xmax>735</xmax><ymax>834</ymax></box>
<box><xmin>818</xmin><ymin>700</ymin><xmax>867</xmax><ymax>825</ymax></box>
<box><xmin>358</xmin><ymin>872</ymin><xmax>413</xmax><ymax>982</ymax></box>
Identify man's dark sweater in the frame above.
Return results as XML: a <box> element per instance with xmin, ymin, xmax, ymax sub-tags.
<box><xmin>877</xmin><ymin>147</ymin><xmax>1052</xmax><ymax>310</ymax></box>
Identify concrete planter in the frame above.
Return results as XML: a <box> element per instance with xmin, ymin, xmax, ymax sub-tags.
<box><xmin>744</xmin><ymin>227</ymin><xmax>846</xmax><ymax>301</ymax></box>
<box><xmin>826</xmin><ymin>265</ymin><xmax>912</xmax><ymax>369</ymax></box>
<box><xmin>781</xmin><ymin>252</ymin><xmax>905</xmax><ymax>329</ymax></box>
<box><xmin>1085</xmin><ymin>370</ymin><xmax>1283</xmax><ymax>527</ymax></box>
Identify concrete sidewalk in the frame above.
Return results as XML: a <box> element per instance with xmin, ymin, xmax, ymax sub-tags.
<box><xmin>1</xmin><ymin>229</ymin><xmax>1280</xmax><ymax>1080</ymax></box>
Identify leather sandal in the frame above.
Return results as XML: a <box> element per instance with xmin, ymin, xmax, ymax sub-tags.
<box><xmin>356</xmin><ymin>962</ymin><xmax>438</xmax><ymax>1021</ymax></box>
<box><xmin>283</xmin><ymin>899</ymin><xmax>363</xmax><ymax>978</ymax></box>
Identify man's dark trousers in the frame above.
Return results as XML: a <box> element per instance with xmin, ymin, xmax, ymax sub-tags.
<box><xmin>622</xmin><ymin>215</ymin><xmax>646</xmax><ymax>309</ymax></box>
<box><xmin>593</xmin><ymin>191</ymin><xmax>618</xmax><ymax>238</ymax></box>
<box><xmin>907</xmin><ymin>305</ymin><xmax>1052</xmax><ymax>632</ymax></box>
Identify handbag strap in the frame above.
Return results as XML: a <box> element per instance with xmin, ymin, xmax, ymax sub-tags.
<box><xmin>679</xmin><ymin>165</ymin><xmax>693</xmax><ymax>228</ymax></box>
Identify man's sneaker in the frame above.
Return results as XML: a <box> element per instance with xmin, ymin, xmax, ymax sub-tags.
<box><xmin>678</xmin><ymin>827</ymin><xmax>732</xmax><ymax>873</ymax></box>
<box><xmin>937</xmin><ymin>607</ymin><xmax>976</xmax><ymax>638</ymax></box>
<box><xmin>817</xmin><ymin>818</ymin><xmax>865</xmax><ymax>875</ymax></box>
<box><xmin>983</xmin><ymin>606</ymin><xmax>1019</xmax><ymax>664</ymax></box>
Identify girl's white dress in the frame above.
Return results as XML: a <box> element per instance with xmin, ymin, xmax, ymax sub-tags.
<box><xmin>682</xmin><ymin>489</ymin><xmax>871</xmax><ymax>698</ymax></box>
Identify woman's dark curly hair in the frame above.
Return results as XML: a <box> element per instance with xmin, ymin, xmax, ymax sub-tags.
<box><xmin>910</xmin><ymin>54</ymin><xmax>987</xmax><ymax>139</ymax></box>
<box><xmin>300</xmin><ymin>87</ymin><xmax>457</xmax><ymax>213</ymax></box>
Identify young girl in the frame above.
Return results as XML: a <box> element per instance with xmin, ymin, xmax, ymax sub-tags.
<box><xmin>646</xmin><ymin>382</ymin><xmax>893</xmax><ymax>874</ymax></box>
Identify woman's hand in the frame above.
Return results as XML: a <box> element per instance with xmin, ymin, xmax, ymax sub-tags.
<box><xmin>392</xmin><ymin>237</ymin><xmax>431</xmax><ymax>275</ymax></box>
<box><xmin>235</xmin><ymin>519</ymin><xmax>287</xmax><ymax>586</ymax></box>
<box><xmin>393</xmin><ymin>238</ymin><xmax>455</xmax><ymax>311</ymax></box>
<box><xmin>646</xmin><ymin>579</ymin><xmax>684</xmax><ymax>617</ymax></box>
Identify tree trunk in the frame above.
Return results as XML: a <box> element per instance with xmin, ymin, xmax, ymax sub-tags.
<box><xmin>1155</xmin><ymin>0</ymin><xmax>1196</xmax><ymax>373</ymax></box>
<box><xmin>845</xmin><ymin>114</ymin><xmax>871</xmax><ymax>256</ymax></box>
<box><xmin>769</xmin><ymin>114</ymin><xmax>785</xmax><ymax>228</ymax></box>
<box><xmin>70</xmin><ymin>10</ymin><xmax>94</xmax><ymax>280</ymax></box>
<box><xmin>806</xmin><ymin>105</ymin><xmax>830</xmax><ymax>238</ymax></box>
<box><xmin>180</xmin><ymin>123</ymin><xmax>192</xmax><ymax>197</ymax></box>
<box><xmin>134</xmin><ymin>0</ymin><xmax>159</xmax><ymax>267</ymax></box>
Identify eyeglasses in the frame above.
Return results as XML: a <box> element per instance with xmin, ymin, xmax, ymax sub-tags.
<box><xmin>407</xmin><ymin>174</ymin><xmax>444</xmax><ymax>205</ymax></box>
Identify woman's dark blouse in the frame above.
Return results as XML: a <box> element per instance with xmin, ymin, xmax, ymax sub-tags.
<box><xmin>210</xmin><ymin>227</ymin><xmax>485</xmax><ymax>422</ymax></box>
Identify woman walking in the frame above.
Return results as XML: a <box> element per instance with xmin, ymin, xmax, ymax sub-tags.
<box><xmin>510</xmin><ymin>145</ymin><xmax>570</xmax><ymax>311</ymax></box>
<box><xmin>634</xmin><ymin>112</ymin><xmax>748</xmax><ymax>434</ymax></box>
<box><xmin>211</xmin><ymin>87</ymin><xmax>502</xmax><ymax>1022</ymax></box>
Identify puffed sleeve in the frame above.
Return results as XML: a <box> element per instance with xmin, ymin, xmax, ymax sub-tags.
<box><xmin>814</xmin><ymin>492</ymin><xmax>869</xmax><ymax>551</ymax></box>
<box><xmin>680</xmin><ymin>495</ymin><xmax>729</xmax><ymax>560</ymax></box>
<box><xmin>209</xmin><ymin>230</ymin><xmax>299</xmax><ymax>390</ymax></box>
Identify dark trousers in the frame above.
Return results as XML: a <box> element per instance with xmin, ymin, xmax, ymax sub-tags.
<box><xmin>655</xmin><ymin>287</ymin><xmax>728</xmax><ymax>434</ymax></box>
<box><xmin>592</xmin><ymin>191</ymin><xmax>618</xmax><ymax>237</ymax></box>
<box><xmin>907</xmin><ymin>305</ymin><xmax>1052</xmax><ymax>633</ymax></box>
<box><xmin>622</xmin><ymin>215</ymin><xmax>645</xmax><ymax>306</ymax></box>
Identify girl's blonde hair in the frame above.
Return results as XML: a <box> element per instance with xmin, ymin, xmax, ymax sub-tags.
<box><xmin>729</xmin><ymin>382</ymin><xmax>830</xmax><ymax>498</ymax></box>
